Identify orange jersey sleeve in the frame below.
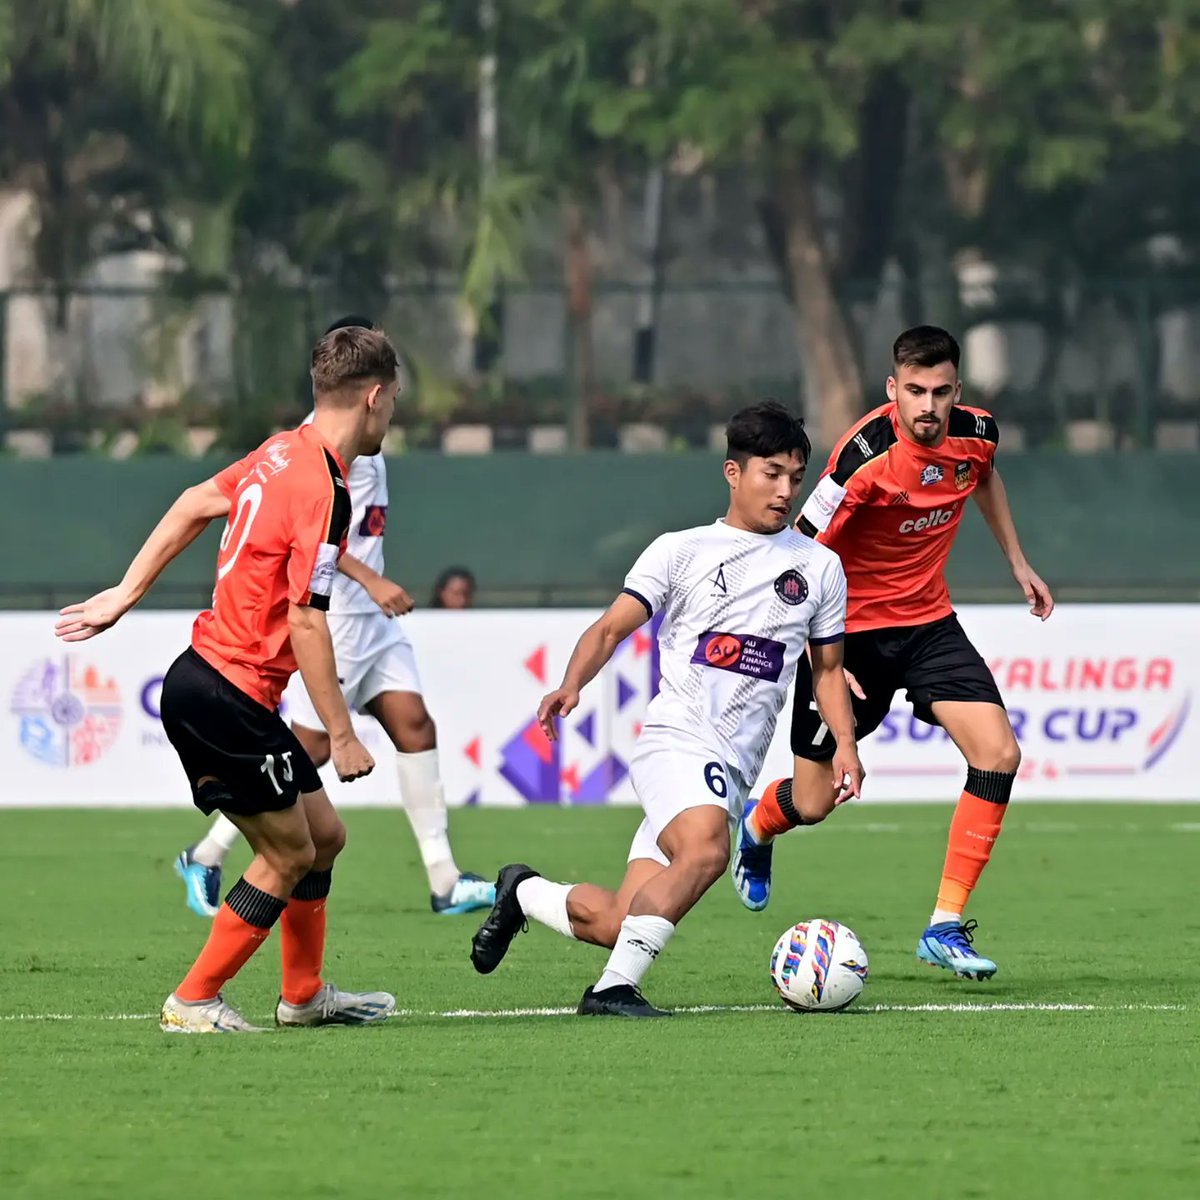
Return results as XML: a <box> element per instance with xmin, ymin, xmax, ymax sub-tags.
<box><xmin>285</xmin><ymin>465</ymin><xmax>351</xmax><ymax>611</ymax></box>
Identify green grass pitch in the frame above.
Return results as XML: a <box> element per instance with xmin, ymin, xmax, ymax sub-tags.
<box><xmin>2</xmin><ymin>803</ymin><xmax>1197</xmax><ymax>1199</ymax></box>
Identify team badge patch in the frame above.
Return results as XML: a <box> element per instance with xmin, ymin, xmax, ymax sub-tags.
<box><xmin>954</xmin><ymin>461</ymin><xmax>972</xmax><ymax>491</ymax></box>
<box><xmin>774</xmin><ymin>569</ymin><xmax>809</xmax><ymax>606</ymax></box>
<box><xmin>920</xmin><ymin>464</ymin><xmax>944</xmax><ymax>486</ymax></box>
<box><xmin>358</xmin><ymin>504</ymin><xmax>388</xmax><ymax>537</ymax></box>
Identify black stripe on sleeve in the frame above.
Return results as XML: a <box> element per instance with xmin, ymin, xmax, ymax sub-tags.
<box><xmin>622</xmin><ymin>588</ymin><xmax>653</xmax><ymax>618</ymax></box>
<box><xmin>829</xmin><ymin>414</ymin><xmax>896</xmax><ymax>486</ymax></box>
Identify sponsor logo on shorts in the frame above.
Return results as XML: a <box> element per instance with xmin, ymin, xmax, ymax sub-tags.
<box><xmin>955</xmin><ymin>461</ymin><xmax>972</xmax><ymax>491</ymax></box>
<box><xmin>899</xmin><ymin>504</ymin><xmax>958</xmax><ymax>534</ymax></box>
<box><xmin>691</xmin><ymin>631</ymin><xmax>786</xmax><ymax>682</ymax></box>
<box><xmin>920</xmin><ymin>464</ymin><xmax>944</xmax><ymax>486</ymax></box>
<box><xmin>774</xmin><ymin>569</ymin><xmax>809</xmax><ymax>606</ymax></box>
<box><xmin>11</xmin><ymin>656</ymin><xmax>122</xmax><ymax>767</ymax></box>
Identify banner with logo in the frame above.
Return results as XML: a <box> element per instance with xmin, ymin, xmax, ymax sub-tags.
<box><xmin>3</xmin><ymin>605</ymin><xmax>1197</xmax><ymax>807</ymax></box>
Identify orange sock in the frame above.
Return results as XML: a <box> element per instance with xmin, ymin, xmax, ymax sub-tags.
<box><xmin>935</xmin><ymin>769</ymin><xmax>1014</xmax><ymax>916</ymax></box>
<box><xmin>749</xmin><ymin>778</ymin><xmax>800</xmax><ymax>841</ymax></box>
<box><xmin>175</xmin><ymin>878</ymin><xmax>287</xmax><ymax>1001</ymax></box>
<box><xmin>280</xmin><ymin>870</ymin><xmax>332</xmax><ymax>1006</ymax></box>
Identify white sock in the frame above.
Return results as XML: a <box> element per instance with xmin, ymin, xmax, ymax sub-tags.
<box><xmin>594</xmin><ymin>914</ymin><xmax>675</xmax><ymax>993</ymax></box>
<box><xmin>931</xmin><ymin>907</ymin><xmax>963</xmax><ymax>926</ymax></box>
<box><xmin>395</xmin><ymin>749</ymin><xmax>460</xmax><ymax>896</ymax></box>
<box><xmin>516</xmin><ymin>877</ymin><xmax>577</xmax><ymax>940</ymax></box>
<box><xmin>192</xmin><ymin>815</ymin><xmax>240</xmax><ymax>868</ymax></box>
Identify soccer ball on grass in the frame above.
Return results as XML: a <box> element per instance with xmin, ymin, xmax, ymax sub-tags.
<box><xmin>770</xmin><ymin>919</ymin><xmax>868</xmax><ymax>1013</ymax></box>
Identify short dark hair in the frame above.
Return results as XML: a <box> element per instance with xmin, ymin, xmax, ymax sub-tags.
<box><xmin>893</xmin><ymin>325</ymin><xmax>960</xmax><ymax>371</ymax></box>
<box><xmin>324</xmin><ymin>314</ymin><xmax>376</xmax><ymax>335</ymax></box>
<box><xmin>311</xmin><ymin>326</ymin><xmax>398</xmax><ymax>396</ymax></box>
<box><xmin>725</xmin><ymin>401</ymin><xmax>810</xmax><ymax>467</ymax></box>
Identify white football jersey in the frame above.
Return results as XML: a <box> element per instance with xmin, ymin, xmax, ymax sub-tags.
<box><xmin>302</xmin><ymin>413</ymin><xmax>388</xmax><ymax>614</ymax></box>
<box><xmin>623</xmin><ymin>520</ymin><xmax>847</xmax><ymax>785</ymax></box>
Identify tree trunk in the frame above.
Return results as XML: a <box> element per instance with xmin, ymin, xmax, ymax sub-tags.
<box><xmin>563</xmin><ymin>198</ymin><xmax>594</xmax><ymax>449</ymax></box>
<box><xmin>774</xmin><ymin>166</ymin><xmax>863</xmax><ymax>448</ymax></box>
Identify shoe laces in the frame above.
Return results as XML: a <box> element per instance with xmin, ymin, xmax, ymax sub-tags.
<box><xmin>942</xmin><ymin>919</ymin><xmax>980</xmax><ymax>951</ymax></box>
<box><xmin>738</xmin><ymin>839</ymin><xmax>772</xmax><ymax>873</ymax></box>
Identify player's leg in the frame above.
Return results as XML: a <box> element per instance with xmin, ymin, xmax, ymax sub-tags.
<box><xmin>907</xmin><ymin>615</ymin><xmax>1018</xmax><ymax>979</ymax></box>
<box><xmin>733</xmin><ymin>637</ymin><xmax>894</xmax><ymax>911</ymax></box>
<box><xmin>579</xmin><ymin>804</ymin><xmax>730</xmax><ymax>1017</ymax></box>
<box><xmin>274</xmin><ymin>783</ymin><xmax>395</xmax><ymax>1027</ymax></box>
<box><xmin>469</xmin><ymin>834</ymin><xmax>662</xmax><ymax>974</ymax></box>
<box><xmin>175</xmin><ymin>813</ymin><xmax>241</xmax><ymax>918</ymax></box>
<box><xmin>915</xmin><ymin>700</ymin><xmax>1018</xmax><ymax>979</ymax></box>
<box><xmin>162</xmin><ymin>787</ymin><xmax>316</xmax><ymax>1034</ymax></box>
<box><xmin>364</xmin><ymin>685</ymin><xmax>495</xmax><ymax>914</ymax></box>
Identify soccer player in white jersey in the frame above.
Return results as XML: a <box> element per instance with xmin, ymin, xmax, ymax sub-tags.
<box><xmin>175</xmin><ymin>316</ymin><xmax>495</xmax><ymax>920</ymax></box>
<box><xmin>470</xmin><ymin>402</ymin><xmax>864</xmax><ymax>1016</ymax></box>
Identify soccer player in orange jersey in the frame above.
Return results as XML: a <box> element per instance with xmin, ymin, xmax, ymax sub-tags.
<box><xmin>55</xmin><ymin>326</ymin><xmax>402</xmax><ymax>1032</ymax></box>
<box><xmin>731</xmin><ymin>326</ymin><xmax>1053</xmax><ymax>980</ymax></box>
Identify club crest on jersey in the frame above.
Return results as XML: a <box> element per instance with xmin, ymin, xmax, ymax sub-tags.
<box><xmin>920</xmin><ymin>464</ymin><xmax>944</xmax><ymax>486</ymax></box>
<box><xmin>773</xmin><ymin>569</ymin><xmax>808</xmax><ymax>606</ymax></box>
<box><xmin>358</xmin><ymin>504</ymin><xmax>388</xmax><ymax>537</ymax></box>
<box><xmin>954</xmin><ymin>461</ymin><xmax>972</xmax><ymax>491</ymax></box>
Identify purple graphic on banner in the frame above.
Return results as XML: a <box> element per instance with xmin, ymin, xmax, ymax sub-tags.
<box><xmin>494</xmin><ymin>609</ymin><xmax>667</xmax><ymax>804</ymax></box>
<box><xmin>690</xmin><ymin>631</ymin><xmax>786</xmax><ymax>682</ymax></box>
<box><xmin>463</xmin><ymin>789</ymin><xmax>481</xmax><ymax>807</ymax></box>
<box><xmin>499</xmin><ymin>718</ymin><xmax>561</xmax><ymax>802</ymax></box>
<box><xmin>574</xmin><ymin>753</ymin><xmax>629</xmax><ymax>804</ymax></box>
<box><xmin>575</xmin><ymin>711</ymin><xmax>596</xmax><ymax>747</ymax></box>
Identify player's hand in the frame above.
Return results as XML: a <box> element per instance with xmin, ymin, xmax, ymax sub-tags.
<box><xmin>537</xmin><ymin>687</ymin><xmax>580</xmax><ymax>742</ymax></box>
<box><xmin>54</xmin><ymin>587</ymin><xmax>133</xmax><ymax>642</ymax></box>
<box><xmin>1013</xmin><ymin>562</ymin><xmax>1054</xmax><ymax>621</ymax></box>
<box><xmin>843</xmin><ymin>668</ymin><xmax>866</xmax><ymax>700</ymax></box>
<box><xmin>331</xmin><ymin>734</ymin><xmax>375</xmax><ymax>782</ymax></box>
<box><xmin>831</xmin><ymin>744</ymin><xmax>865</xmax><ymax>804</ymax></box>
<box><xmin>366</xmin><ymin>575</ymin><xmax>415</xmax><ymax>618</ymax></box>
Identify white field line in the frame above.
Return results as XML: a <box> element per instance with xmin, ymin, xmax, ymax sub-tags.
<box><xmin>0</xmin><ymin>1002</ymin><xmax>1186</xmax><ymax>1024</ymax></box>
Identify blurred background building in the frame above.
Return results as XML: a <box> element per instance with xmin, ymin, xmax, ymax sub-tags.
<box><xmin>1</xmin><ymin>0</ymin><xmax>1198</xmax><ymax>606</ymax></box>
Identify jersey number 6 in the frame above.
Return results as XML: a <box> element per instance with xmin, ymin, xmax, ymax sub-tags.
<box><xmin>703</xmin><ymin>761</ymin><xmax>727</xmax><ymax>798</ymax></box>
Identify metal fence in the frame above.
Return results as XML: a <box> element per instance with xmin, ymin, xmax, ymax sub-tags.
<box><xmin>1</xmin><ymin>274</ymin><xmax>1198</xmax><ymax>451</ymax></box>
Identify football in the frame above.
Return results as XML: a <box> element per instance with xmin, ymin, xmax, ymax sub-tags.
<box><xmin>770</xmin><ymin>919</ymin><xmax>869</xmax><ymax>1013</ymax></box>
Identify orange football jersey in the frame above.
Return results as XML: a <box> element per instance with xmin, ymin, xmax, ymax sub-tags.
<box><xmin>191</xmin><ymin>424</ymin><xmax>352</xmax><ymax>708</ymax></box>
<box><xmin>799</xmin><ymin>402</ymin><xmax>998</xmax><ymax>633</ymax></box>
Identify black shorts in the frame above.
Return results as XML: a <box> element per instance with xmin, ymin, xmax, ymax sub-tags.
<box><xmin>791</xmin><ymin>613</ymin><xmax>1004</xmax><ymax>762</ymax></box>
<box><xmin>160</xmin><ymin>648</ymin><xmax>322</xmax><ymax>816</ymax></box>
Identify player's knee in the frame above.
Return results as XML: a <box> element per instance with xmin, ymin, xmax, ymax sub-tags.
<box><xmin>398</xmin><ymin>713</ymin><xmax>436</xmax><ymax>753</ymax></box>
<box><xmin>974</xmin><ymin>738</ymin><xmax>1021</xmax><ymax>775</ymax></box>
<box><xmin>313</xmin><ymin>817</ymin><xmax>347</xmax><ymax>863</ymax></box>
<box><xmin>791</xmin><ymin>787</ymin><xmax>837</xmax><ymax>826</ymax></box>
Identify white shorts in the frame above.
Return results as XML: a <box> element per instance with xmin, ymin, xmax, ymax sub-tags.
<box><xmin>626</xmin><ymin>726</ymin><xmax>749</xmax><ymax>867</ymax></box>
<box><xmin>284</xmin><ymin>612</ymin><xmax>422</xmax><ymax>731</ymax></box>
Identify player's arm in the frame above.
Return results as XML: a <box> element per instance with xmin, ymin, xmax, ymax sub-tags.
<box><xmin>286</xmin><ymin>486</ymin><xmax>373</xmax><ymax>782</ymax></box>
<box><xmin>805</xmin><ymin>557</ymin><xmax>864</xmax><ymax>800</ymax></box>
<box><xmin>809</xmin><ymin>640</ymin><xmax>864</xmax><ymax>802</ymax></box>
<box><xmin>972</xmin><ymin>465</ymin><xmax>1054</xmax><ymax>620</ymax></box>
<box><xmin>337</xmin><ymin>552</ymin><xmax>414</xmax><ymax>617</ymax></box>
<box><xmin>54</xmin><ymin>478</ymin><xmax>231</xmax><ymax>642</ymax></box>
<box><xmin>287</xmin><ymin>603</ymin><xmax>370</xmax><ymax>780</ymax></box>
<box><xmin>537</xmin><ymin>593</ymin><xmax>649</xmax><ymax>741</ymax></box>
